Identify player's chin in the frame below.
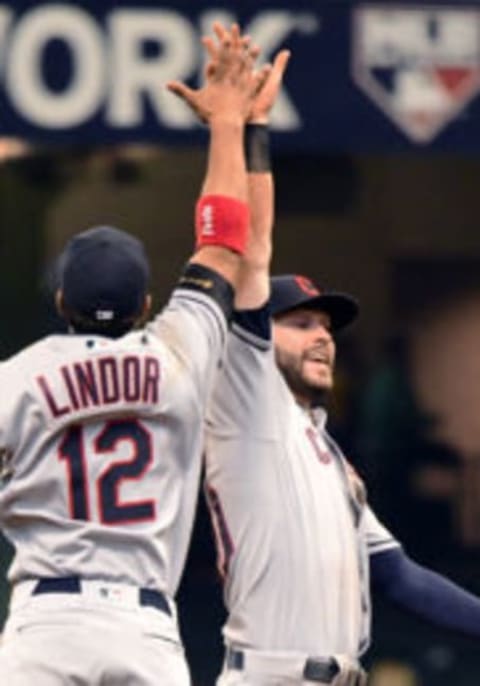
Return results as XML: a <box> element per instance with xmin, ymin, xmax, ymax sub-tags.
<box><xmin>304</xmin><ymin>367</ymin><xmax>333</xmax><ymax>390</ymax></box>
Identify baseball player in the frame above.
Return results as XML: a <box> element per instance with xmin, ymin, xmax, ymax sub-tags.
<box><xmin>204</xmin><ymin>85</ymin><xmax>480</xmax><ymax>685</ymax></box>
<box><xmin>0</xmin><ymin>23</ymin><xmax>267</xmax><ymax>686</ymax></box>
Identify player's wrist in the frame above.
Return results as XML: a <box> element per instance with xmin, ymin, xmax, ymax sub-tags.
<box><xmin>248</xmin><ymin>113</ymin><xmax>269</xmax><ymax>125</ymax></box>
<box><xmin>209</xmin><ymin>115</ymin><xmax>244</xmax><ymax>131</ymax></box>
<box><xmin>244</xmin><ymin>123</ymin><xmax>271</xmax><ymax>173</ymax></box>
<box><xmin>195</xmin><ymin>194</ymin><xmax>250</xmax><ymax>255</ymax></box>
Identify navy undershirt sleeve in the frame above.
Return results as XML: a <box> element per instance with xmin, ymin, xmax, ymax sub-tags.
<box><xmin>371</xmin><ymin>547</ymin><xmax>480</xmax><ymax>638</ymax></box>
<box><xmin>233</xmin><ymin>304</ymin><xmax>271</xmax><ymax>341</ymax></box>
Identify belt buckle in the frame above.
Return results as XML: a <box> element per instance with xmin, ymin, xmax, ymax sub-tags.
<box><xmin>226</xmin><ymin>647</ymin><xmax>244</xmax><ymax>671</ymax></box>
<box><xmin>303</xmin><ymin>657</ymin><xmax>339</xmax><ymax>683</ymax></box>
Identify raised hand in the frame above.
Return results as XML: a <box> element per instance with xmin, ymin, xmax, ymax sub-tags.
<box><xmin>249</xmin><ymin>49</ymin><xmax>290</xmax><ymax>124</ymax></box>
<box><xmin>167</xmin><ymin>23</ymin><xmax>265</xmax><ymax>125</ymax></box>
<box><xmin>201</xmin><ymin>24</ymin><xmax>290</xmax><ymax>125</ymax></box>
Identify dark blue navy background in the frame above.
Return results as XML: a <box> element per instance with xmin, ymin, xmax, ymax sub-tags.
<box><xmin>1</xmin><ymin>0</ymin><xmax>480</xmax><ymax>151</ymax></box>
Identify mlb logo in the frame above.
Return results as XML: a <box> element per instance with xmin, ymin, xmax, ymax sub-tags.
<box><xmin>352</xmin><ymin>5</ymin><xmax>480</xmax><ymax>142</ymax></box>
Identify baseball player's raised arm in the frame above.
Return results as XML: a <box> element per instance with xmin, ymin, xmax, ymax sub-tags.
<box><xmin>235</xmin><ymin>51</ymin><xmax>290</xmax><ymax>310</ymax></box>
<box><xmin>167</xmin><ymin>23</ymin><xmax>265</xmax><ymax>291</ymax></box>
<box><xmin>150</xmin><ymin>25</ymin><xmax>264</xmax><ymax>387</ymax></box>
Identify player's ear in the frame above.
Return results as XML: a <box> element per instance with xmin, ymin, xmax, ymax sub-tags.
<box><xmin>55</xmin><ymin>289</ymin><xmax>66</xmax><ymax>317</ymax></box>
<box><xmin>137</xmin><ymin>293</ymin><xmax>152</xmax><ymax>325</ymax></box>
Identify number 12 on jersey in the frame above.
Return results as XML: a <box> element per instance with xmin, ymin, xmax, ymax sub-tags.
<box><xmin>58</xmin><ymin>418</ymin><xmax>156</xmax><ymax>525</ymax></box>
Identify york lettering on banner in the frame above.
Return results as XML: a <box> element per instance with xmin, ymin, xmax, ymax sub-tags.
<box><xmin>0</xmin><ymin>4</ymin><xmax>318</xmax><ymax>132</ymax></box>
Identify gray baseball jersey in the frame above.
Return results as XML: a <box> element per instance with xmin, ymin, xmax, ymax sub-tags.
<box><xmin>205</xmin><ymin>311</ymin><xmax>399</xmax><ymax>657</ymax></box>
<box><xmin>0</xmin><ymin>281</ymin><xmax>228</xmax><ymax>597</ymax></box>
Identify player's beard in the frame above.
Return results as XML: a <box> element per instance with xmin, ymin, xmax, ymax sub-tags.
<box><xmin>275</xmin><ymin>348</ymin><xmax>332</xmax><ymax>408</ymax></box>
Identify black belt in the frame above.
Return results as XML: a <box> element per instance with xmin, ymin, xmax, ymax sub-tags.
<box><xmin>227</xmin><ymin>648</ymin><xmax>339</xmax><ymax>683</ymax></box>
<box><xmin>32</xmin><ymin>577</ymin><xmax>171</xmax><ymax>616</ymax></box>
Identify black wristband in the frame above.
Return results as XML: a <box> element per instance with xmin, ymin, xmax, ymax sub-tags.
<box><xmin>244</xmin><ymin>124</ymin><xmax>271</xmax><ymax>173</ymax></box>
<box><xmin>177</xmin><ymin>263</ymin><xmax>234</xmax><ymax>321</ymax></box>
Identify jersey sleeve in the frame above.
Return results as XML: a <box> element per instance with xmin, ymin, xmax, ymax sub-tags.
<box><xmin>147</xmin><ymin>264</ymin><xmax>233</xmax><ymax>393</ymax></box>
<box><xmin>0</xmin><ymin>359</ymin><xmax>23</xmax><ymax>450</ymax></box>
<box><xmin>0</xmin><ymin>360</ymin><xmax>23</xmax><ymax>519</ymax></box>
<box><xmin>363</xmin><ymin>505</ymin><xmax>401</xmax><ymax>556</ymax></box>
<box><xmin>206</xmin><ymin>304</ymin><xmax>280</xmax><ymax>439</ymax></box>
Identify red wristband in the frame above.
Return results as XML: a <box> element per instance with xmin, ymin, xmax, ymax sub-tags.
<box><xmin>195</xmin><ymin>195</ymin><xmax>250</xmax><ymax>255</ymax></box>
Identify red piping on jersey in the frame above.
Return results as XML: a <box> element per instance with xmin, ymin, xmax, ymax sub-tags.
<box><xmin>205</xmin><ymin>483</ymin><xmax>235</xmax><ymax>579</ymax></box>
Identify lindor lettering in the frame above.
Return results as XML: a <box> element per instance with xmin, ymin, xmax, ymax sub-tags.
<box><xmin>37</xmin><ymin>355</ymin><xmax>160</xmax><ymax>419</ymax></box>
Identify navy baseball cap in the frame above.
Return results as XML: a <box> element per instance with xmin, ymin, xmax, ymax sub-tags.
<box><xmin>270</xmin><ymin>274</ymin><xmax>359</xmax><ymax>331</ymax></box>
<box><xmin>60</xmin><ymin>225</ymin><xmax>150</xmax><ymax>325</ymax></box>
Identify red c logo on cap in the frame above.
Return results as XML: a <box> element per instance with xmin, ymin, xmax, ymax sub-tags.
<box><xmin>294</xmin><ymin>276</ymin><xmax>320</xmax><ymax>297</ymax></box>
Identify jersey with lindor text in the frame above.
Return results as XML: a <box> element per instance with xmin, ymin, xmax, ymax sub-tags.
<box><xmin>205</xmin><ymin>309</ymin><xmax>399</xmax><ymax>657</ymax></box>
<box><xmin>0</xmin><ymin>275</ymin><xmax>230</xmax><ymax>597</ymax></box>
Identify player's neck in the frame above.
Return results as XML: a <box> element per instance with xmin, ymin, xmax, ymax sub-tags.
<box><xmin>293</xmin><ymin>390</ymin><xmax>327</xmax><ymax>411</ymax></box>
